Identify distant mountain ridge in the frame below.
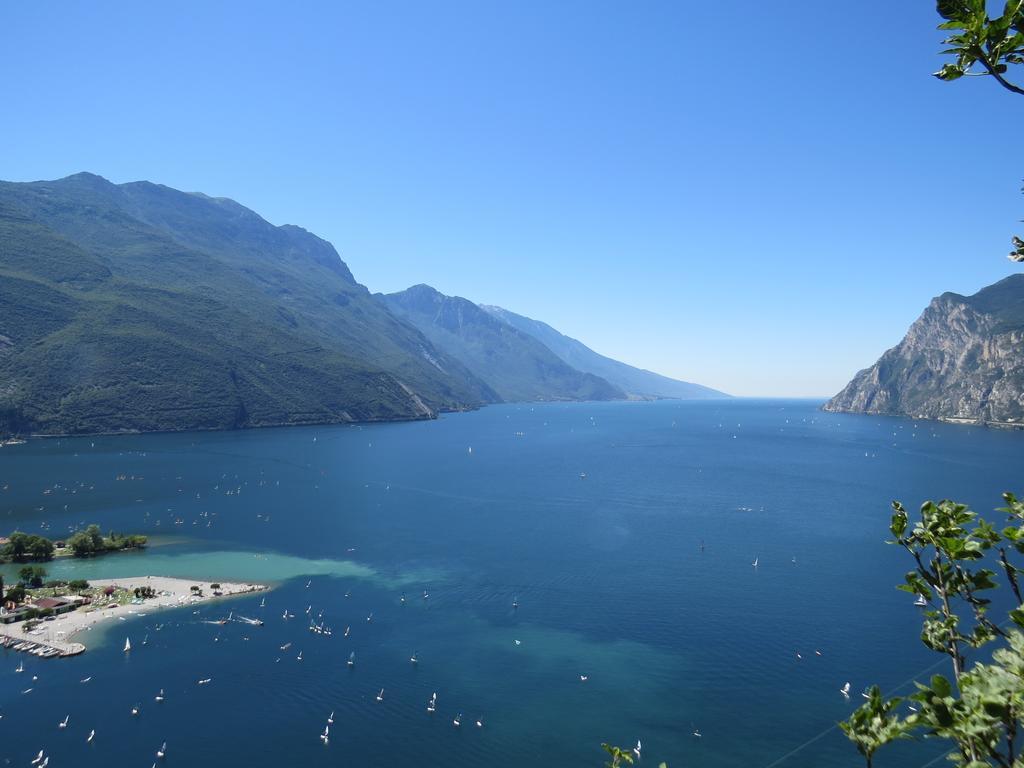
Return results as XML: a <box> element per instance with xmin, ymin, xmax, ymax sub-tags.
<box><xmin>0</xmin><ymin>173</ymin><xmax>495</xmax><ymax>435</ymax></box>
<box><xmin>381</xmin><ymin>285</ymin><xmax>625</xmax><ymax>402</ymax></box>
<box><xmin>824</xmin><ymin>274</ymin><xmax>1024</xmax><ymax>426</ymax></box>
<box><xmin>0</xmin><ymin>172</ymin><xmax>724</xmax><ymax>437</ymax></box>
<box><xmin>482</xmin><ymin>305</ymin><xmax>728</xmax><ymax>400</ymax></box>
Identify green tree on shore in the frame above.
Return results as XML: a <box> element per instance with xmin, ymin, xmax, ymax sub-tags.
<box><xmin>17</xmin><ymin>565</ymin><xmax>46</xmax><ymax>588</ymax></box>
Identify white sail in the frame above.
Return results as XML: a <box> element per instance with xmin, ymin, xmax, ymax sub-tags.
<box><xmin>124</xmin><ymin>637</ymin><xmax>131</xmax><ymax>652</ymax></box>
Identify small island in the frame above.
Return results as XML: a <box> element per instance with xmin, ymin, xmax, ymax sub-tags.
<box><xmin>0</xmin><ymin>575</ymin><xmax>268</xmax><ymax>657</ymax></box>
<box><xmin>0</xmin><ymin>524</ymin><xmax>148</xmax><ymax>563</ymax></box>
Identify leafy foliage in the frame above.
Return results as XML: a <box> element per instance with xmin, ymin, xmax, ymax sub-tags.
<box><xmin>843</xmin><ymin>494</ymin><xmax>1024</xmax><ymax>766</ymax></box>
<box><xmin>65</xmin><ymin>524</ymin><xmax>147</xmax><ymax>557</ymax></box>
<box><xmin>17</xmin><ymin>565</ymin><xmax>47</xmax><ymax>587</ymax></box>
<box><xmin>934</xmin><ymin>0</ymin><xmax>1024</xmax><ymax>94</ymax></box>
<box><xmin>2</xmin><ymin>531</ymin><xmax>55</xmax><ymax>561</ymax></box>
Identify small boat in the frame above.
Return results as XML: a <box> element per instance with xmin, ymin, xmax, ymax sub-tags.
<box><xmin>155</xmin><ymin>688</ymin><xmax>165</xmax><ymax>702</ymax></box>
<box><xmin>344</xmin><ymin>626</ymin><xmax>350</xmax><ymax>638</ymax></box>
<box><xmin>297</xmin><ymin>651</ymin><xmax>303</xmax><ymax>661</ymax></box>
<box><xmin>347</xmin><ymin>652</ymin><xmax>355</xmax><ymax>667</ymax></box>
<box><xmin>914</xmin><ymin>595</ymin><xmax>928</xmax><ymax>607</ymax></box>
<box><xmin>80</xmin><ymin>676</ymin><xmax>91</xmax><ymax>683</ymax></box>
<box><xmin>366</xmin><ymin>612</ymin><xmax>373</xmax><ymax>623</ymax></box>
<box><xmin>475</xmin><ymin>717</ymin><xmax>483</xmax><ymax>728</ymax></box>
<box><xmin>260</xmin><ymin>597</ymin><xmax>266</xmax><ymax>608</ymax></box>
<box><xmin>280</xmin><ymin>642</ymin><xmax>292</xmax><ymax>651</ymax></box>
<box><xmin>142</xmin><ymin>635</ymin><xmax>149</xmax><ymax>645</ymax></box>
<box><xmin>453</xmin><ymin>713</ymin><xmax>462</xmax><ymax>727</ymax></box>
<box><xmin>198</xmin><ymin>678</ymin><xmax>212</xmax><ymax>685</ymax></box>
<box><xmin>861</xmin><ymin>686</ymin><xmax>872</xmax><ymax>700</ymax></box>
<box><xmin>327</xmin><ymin>711</ymin><xmax>334</xmax><ymax>725</ymax></box>
<box><xmin>410</xmin><ymin>652</ymin><xmax>418</xmax><ymax>664</ymax></box>
<box><xmin>320</xmin><ymin>725</ymin><xmax>329</xmax><ymax>744</ymax></box>
<box><xmin>400</xmin><ymin>592</ymin><xmax>406</xmax><ymax>603</ymax></box>
<box><xmin>124</xmin><ymin>637</ymin><xmax>131</xmax><ymax>653</ymax></box>
<box><xmin>87</xmin><ymin>729</ymin><xmax>95</xmax><ymax>743</ymax></box>
<box><xmin>840</xmin><ymin>682</ymin><xmax>851</xmax><ymax>697</ymax></box>
<box><xmin>633</xmin><ymin>740</ymin><xmax>641</xmax><ymax>758</ymax></box>
<box><xmin>693</xmin><ymin>729</ymin><xmax>702</xmax><ymax>738</ymax></box>
<box><xmin>132</xmin><ymin>704</ymin><xmax>139</xmax><ymax>716</ymax></box>
<box><xmin>32</xmin><ymin>751</ymin><xmax>44</xmax><ymax>766</ymax></box>
<box><xmin>580</xmin><ymin>674</ymin><xmax>588</xmax><ymax>682</ymax></box>
<box><xmin>752</xmin><ymin>557</ymin><xmax>758</xmax><ymax>568</ymax></box>
<box><xmin>427</xmin><ymin>692</ymin><xmax>437</xmax><ymax>713</ymax></box>
<box><xmin>59</xmin><ymin>715</ymin><xmax>69</xmax><ymax>729</ymax></box>
<box><xmin>156</xmin><ymin>741</ymin><xmax>166</xmax><ymax>758</ymax></box>
<box><xmin>15</xmin><ymin>661</ymin><xmax>24</xmax><ymax>673</ymax></box>
<box><xmin>512</xmin><ymin>596</ymin><xmax>518</xmax><ymax>609</ymax></box>
<box><xmin>376</xmin><ymin>688</ymin><xmax>384</xmax><ymax>701</ymax></box>
<box><xmin>422</xmin><ymin>590</ymin><xmax>429</xmax><ymax>600</ymax></box>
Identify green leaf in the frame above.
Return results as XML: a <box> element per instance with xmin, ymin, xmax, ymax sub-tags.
<box><xmin>931</xmin><ymin>674</ymin><xmax>952</xmax><ymax>697</ymax></box>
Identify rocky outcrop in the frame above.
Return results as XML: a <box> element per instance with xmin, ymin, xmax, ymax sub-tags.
<box><xmin>824</xmin><ymin>275</ymin><xmax>1024</xmax><ymax>426</ymax></box>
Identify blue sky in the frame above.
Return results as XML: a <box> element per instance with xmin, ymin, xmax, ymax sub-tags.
<box><xmin>1</xmin><ymin>2</ymin><xmax>1020</xmax><ymax>396</ymax></box>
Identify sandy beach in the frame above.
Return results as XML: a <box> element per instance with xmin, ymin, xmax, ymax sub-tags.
<box><xmin>0</xmin><ymin>576</ymin><xmax>268</xmax><ymax>656</ymax></box>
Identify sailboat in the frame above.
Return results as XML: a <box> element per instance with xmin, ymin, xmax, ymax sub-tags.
<box><xmin>15</xmin><ymin>661</ymin><xmax>24</xmax><ymax>673</ymax></box>
<box><xmin>633</xmin><ymin>740</ymin><xmax>642</xmax><ymax>758</ymax></box>
<box><xmin>327</xmin><ymin>711</ymin><xmax>334</xmax><ymax>725</ymax></box>
<box><xmin>347</xmin><ymin>651</ymin><xmax>355</xmax><ymax>667</ymax></box>
<box><xmin>453</xmin><ymin>713</ymin><xmax>462</xmax><ymax>727</ymax></box>
<box><xmin>155</xmin><ymin>688</ymin><xmax>165</xmax><ymax>702</ymax></box>
<box><xmin>87</xmin><ymin>729</ymin><xmax>95</xmax><ymax>743</ymax></box>
<box><xmin>132</xmin><ymin>704</ymin><xmax>140</xmax><ymax>715</ymax></box>
<box><xmin>840</xmin><ymin>682</ymin><xmax>851</xmax><ymax>697</ymax></box>
<box><xmin>296</xmin><ymin>651</ymin><xmax>303</xmax><ymax>661</ymax></box>
<box><xmin>260</xmin><ymin>596</ymin><xmax>266</xmax><ymax>608</ymax></box>
<box><xmin>320</xmin><ymin>725</ymin><xmax>329</xmax><ymax>744</ymax></box>
<box><xmin>914</xmin><ymin>594</ymin><xmax>928</xmax><ymax>607</ymax></box>
<box><xmin>142</xmin><ymin>635</ymin><xmax>149</xmax><ymax>645</ymax></box>
<box><xmin>366</xmin><ymin>612</ymin><xmax>373</xmax><ymax>623</ymax></box>
<box><xmin>410</xmin><ymin>652</ymin><xmax>418</xmax><ymax>664</ymax></box>
<box><xmin>344</xmin><ymin>626</ymin><xmax>350</xmax><ymax>638</ymax></box>
<box><xmin>752</xmin><ymin>557</ymin><xmax>759</xmax><ymax>568</ymax></box>
<box><xmin>156</xmin><ymin>741</ymin><xmax>166</xmax><ymax>758</ymax></box>
<box><xmin>31</xmin><ymin>751</ymin><xmax>43</xmax><ymax>766</ymax></box>
<box><xmin>124</xmin><ymin>637</ymin><xmax>131</xmax><ymax>653</ymax></box>
<box><xmin>427</xmin><ymin>692</ymin><xmax>437</xmax><ymax>713</ymax></box>
<box><xmin>59</xmin><ymin>715</ymin><xmax>69</xmax><ymax>729</ymax></box>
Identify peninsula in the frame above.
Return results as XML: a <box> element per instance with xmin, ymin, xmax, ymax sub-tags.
<box><xmin>0</xmin><ymin>576</ymin><xmax>268</xmax><ymax>657</ymax></box>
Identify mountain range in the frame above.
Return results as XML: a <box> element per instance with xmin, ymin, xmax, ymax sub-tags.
<box><xmin>824</xmin><ymin>274</ymin><xmax>1024</xmax><ymax>426</ymax></box>
<box><xmin>0</xmin><ymin>173</ymin><xmax>723</xmax><ymax>437</ymax></box>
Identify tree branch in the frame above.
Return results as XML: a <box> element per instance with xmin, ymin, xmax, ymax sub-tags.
<box><xmin>972</xmin><ymin>47</ymin><xmax>1024</xmax><ymax>96</ymax></box>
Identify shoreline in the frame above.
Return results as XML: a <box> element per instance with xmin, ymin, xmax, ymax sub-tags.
<box><xmin>2</xmin><ymin>575</ymin><xmax>268</xmax><ymax>657</ymax></box>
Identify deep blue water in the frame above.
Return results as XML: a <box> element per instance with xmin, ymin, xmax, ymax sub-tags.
<box><xmin>0</xmin><ymin>399</ymin><xmax>1022</xmax><ymax>767</ymax></box>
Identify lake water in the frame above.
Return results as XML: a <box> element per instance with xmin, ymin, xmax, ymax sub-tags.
<box><xmin>1</xmin><ymin>399</ymin><xmax>1021</xmax><ymax>767</ymax></box>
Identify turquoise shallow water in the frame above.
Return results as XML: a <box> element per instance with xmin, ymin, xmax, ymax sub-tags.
<box><xmin>0</xmin><ymin>399</ymin><xmax>1021</xmax><ymax>767</ymax></box>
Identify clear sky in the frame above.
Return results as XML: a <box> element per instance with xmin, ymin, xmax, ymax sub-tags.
<box><xmin>1</xmin><ymin>2</ymin><xmax>1020</xmax><ymax>396</ymax></box>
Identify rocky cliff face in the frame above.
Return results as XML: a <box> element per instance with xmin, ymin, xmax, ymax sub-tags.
<box><xmin>824</xmin><ymin>275</ymin><xmax>1024</xmax><ymax>426</ymax></box>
